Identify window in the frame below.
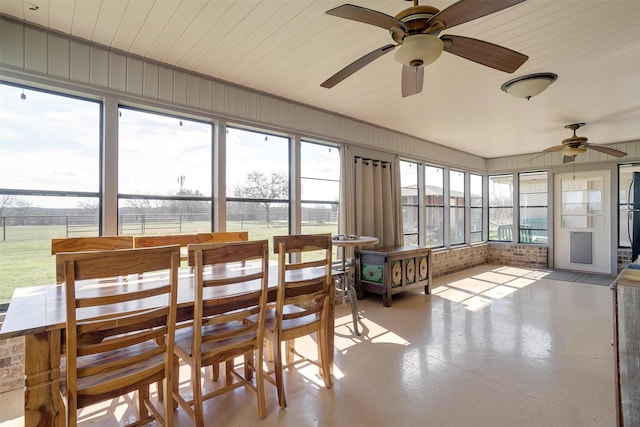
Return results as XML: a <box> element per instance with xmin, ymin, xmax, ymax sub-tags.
<box><xmin>619</xmin><ymin>163</ymin><xmax>640</xmax><ymax>247</ymax></box>
<box><xmin>0</xmin><ymin>82</ymin><xmax>101</xmax><ymax>303</ymax></box>
<box><xmin>449</xmin><ymin>170</ymin><xmax>465</xmax><ymax>245</ymax></box>
<box><xmin>489</xmin><ymin>174</ymin><xmax>513</xmax><ymax>241</ymax></box>
<box><xmin>226</xmin><ymin>127</ymin><xmax>290</xmax><ymax>250</ymax></box>
<box><xmin>470</xmin><ymin>174</ymin><xmax>483</xmax><ymax>243</ymax></box>
<box><xmin>118</xmin><ymin>107</ymin><xmax>213</xmax><ymax>235</ymax></box>
<box><xmin>400</xmin><ymin>160</ymin><xmax>419</xmax><ymax>245</ymax></box>
<box><xmin>300</xmin><ymin>141</ymin><xmax>339</xmax><ymax>236</ymax></box>
<box><xmin>425</xmin><ymin>166</ymin><xmax>444</xmax><ymax>247</ymax></box>
<box><xmin>519</xmin><ymin>172</ymin><xmax>548</xmax><ymax>243</ymax></box>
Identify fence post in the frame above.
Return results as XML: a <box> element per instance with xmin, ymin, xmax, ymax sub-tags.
<box><xmin>65</xmin><ymin>216</ymin><xmax>69</xmax><ymax>237</ymax></box>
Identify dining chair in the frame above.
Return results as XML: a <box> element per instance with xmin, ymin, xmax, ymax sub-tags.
<box><xmin>173</xmin><ymin>240</ymin><xmax>270</xmax><ymax>426</ymax></box>
<box><xmin>51</xmin><ymin>235</ymin><xmax>134</xmax><ymax>283</ymax></box>
<box><xmin>195</xmin><ymin>231</ymin><xmax>250</xmax><ymax>380</ymax></box>
<box><xmin>264</xmin><ymin>233</ymin><xmax>334</xmax><ymax>408</ymax></box>
<box><xmin>57</xmin><ymin>245</ymin><xmax>180</xmax><ymax>427</ymax></box>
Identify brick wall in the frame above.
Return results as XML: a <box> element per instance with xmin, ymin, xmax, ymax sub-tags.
<box><xmin>487</xmin><ymin>243</ymin><xmax>548</xmax><ymax>269</ymax></box>
<box><xmin>0</xmin><ymin>314</ymin><xmax>24</xmax><ymax>393</ymax></box>
<box><xmin>432</xmin><ymin>244</ymin><xmax>488</xmax><ymax>277</ymax></box>
<box><xmin>618</xmin><ymin>248</ymin><xmax>632</xmax><ymax>272</ymax></box>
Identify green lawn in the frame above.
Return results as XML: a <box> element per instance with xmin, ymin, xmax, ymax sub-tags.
<box><xmin>0</xmin><ymin>222</ymin><xmax>337</xmax><ymax>304</ymax></box>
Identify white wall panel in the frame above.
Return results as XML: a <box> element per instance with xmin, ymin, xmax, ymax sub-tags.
<box><xmin>48</xmin><ymin>35</ymin><xmax>69</xmax><ymax>78</ymax></box>
<box><xmin>172</xmin><ymin>71</ymin><xmax>187</xmax><ymax>105</ymax></box>
<box><xmin>224</xmin><ymin>85</ymin><xmax>237</xmax><ymax>117</ymax></box>
<box><xmin>70</xmin><ymin>41</ymin><xmax>90</xmax><ymax>83</ymax></box>
<box><xmin>142</xmin><ymin>63</ymin><xmax>159</xmax><ymax>98</ymax></box>
<box><xmin>213</xmin><ymin>81</ymin><xmax>226</xmax><ymax>113</ymax></box>
<box><xmin>158</xmin><ymin>67</ymin><xmax>173</xmax><ymax>101</ymax></box>
<box><xmin>0</xmin><ymin>19</ymin><xmax>24</xmax><ymax>68</ymax></box>
<box><xmin>24</xmin><ymin>27</ymin><xmax>46</xmax><ymax>74</ymax></box>
<box><xmin>90</xmin><ymin>46</ymin><xmax>109</xmax><ymax>88</ymax></box>
<box><xmin>108</xmin><ymin>52</ymin><xmax>126</xmax><ymax>92</ymax></box>
<box><xmin>186</xmin><ymin>74</ymin><xmax>201</xmax><ymax>108</ymax></box>
<box><xmin>200</xmin><ymin>79</ymin><xmax>213</xmax><ymax>112</ymax></box>
<box><xmin>126</xmin><ymin>57</ymin><xmax>143</xmax><ymax>95</ymax></box>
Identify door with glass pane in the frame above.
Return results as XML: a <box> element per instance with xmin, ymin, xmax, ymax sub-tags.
<box><xmin>553</xmin><ymin>170</ymin><xmax>611</xmax><ymax>273</ymax></box>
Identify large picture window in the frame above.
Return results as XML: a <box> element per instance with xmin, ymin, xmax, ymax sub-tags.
<box><xmin>300</xmin><ymin>140</ymin><xmax>339</xmax><ymax>236</ymax></box>
<box><xmin>118</xmin><ymin>107</ymin><xmax>213</xmax><ymax>235</ymax></box>
<box><xmin>489</xmin><ymin>174</ymin><xmax>513</xmax><ymax>241</ymax></box>
<box><xmin>519</xmin><ymin>172</ymin><xmax>548</xmax><ymax>243</ymax></box>
<box><xmin>0</xmin><ymin>82</ymin><xmax>101</xmax><ymax>303</ymax></box>
<box><xmin>450</xmin><ymin>170</ymin><xmax>465</xmax><ymax>245</ymax></box>
<box><xmin>226</xmin><ymin>127</ymin><xmax>290</xmax><ymax>249</ymax></box>
<box><xmin>400</xmin><ymin>160</ymin><xmax>420</xmax><ymax>245</ymax></box>
<box><xmin>470</xmin><ymin>174</ymin><xmax>483</xmax><ymax>243</ymax></box>
<box><xmin>425</xmin><ymin>165</ymin><xmax>444</xmax><ymax>247</ymax></box>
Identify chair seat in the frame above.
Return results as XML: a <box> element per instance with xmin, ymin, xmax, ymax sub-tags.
<box><xmin>61</xmin><ymin>340</ymin><xmax>165</xmax><ymax>407</ymax></box>
<box><xmin>262</xmin><ymin>307</ymin><xmax>322</xmax><ymax>336</ymax></box>
<box><xmin>174</xmin><ymin>322</ymin><xmax>258</xmax><ymax>362</ymax></box>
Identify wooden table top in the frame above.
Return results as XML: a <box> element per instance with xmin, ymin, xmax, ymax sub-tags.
<box><xmin>0</xmin><ymin>263</ymin><xmax>329</xmax><ymax>340</ymax></box>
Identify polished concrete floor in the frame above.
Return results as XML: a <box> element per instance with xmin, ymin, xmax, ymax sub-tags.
<box><xmin>0</xmin><ymin>265</ymin><xmax>616</xmax><ymax>426</ymax></box>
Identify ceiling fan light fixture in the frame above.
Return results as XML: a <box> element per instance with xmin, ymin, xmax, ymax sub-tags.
<box><xmin>563</xmin><ymin>146</ymin><xmax>587</xmax><ymax>156</ymax></box>
<box><xmin>501</xmin><ymin>72</ymin><xmax>558</xmax><ymax>100</ymax></box>
<box><xmin>394</xmin><ymin>34</ymin><xmax>444</xmax><ymax>68</ymax></box>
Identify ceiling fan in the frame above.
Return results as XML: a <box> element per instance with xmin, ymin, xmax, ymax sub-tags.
<box><xmin>543</xmin><ymin>123</ymin><xmax>627</xmax><ymax>163</ymax></box>
<box><xmin>321</xmin><ymin>0</ymin><xmax>529</xmax><ymax>97</ymax></box>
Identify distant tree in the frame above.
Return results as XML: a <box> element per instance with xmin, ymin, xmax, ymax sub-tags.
<box><xmin>234</xmin><ymin>171</ymin><xmax>288</xmax><ymax>227</ymax></box>
<box><xmin>0</xmin><ymin>195</ymin><xmax>32</xmax><ymax>217</ymax></box>
<box><xmin>126</xmin><ymin>198</ymin><xmax>168</xmax><ymax>215</ymax></box>
<box><xmin>169</xmin><ymin>188</ymin><xmax>209</xmax><ymax>219</ymax></box>
<box><xmin>77</xmin><ymin>200</ymin><xmax>98</xmax><ymax>216</ymax></box>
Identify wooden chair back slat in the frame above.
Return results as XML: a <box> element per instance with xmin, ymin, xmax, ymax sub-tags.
<box><xmin>133</xmin><ymin>234</ymin><xmax>199</xmax><ymax>249</ymax></box>
<box><xmin>196</xmin><ymin>231</ymin><xmax>249</xmax><ymax>243</ymax></box>
<box><xmin>52</xmin><ymin>236</ymin><xmax>135</xmax><ymax>283</ymax></box>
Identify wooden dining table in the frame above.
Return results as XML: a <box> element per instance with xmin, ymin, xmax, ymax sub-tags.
<box><xmin>0</xmin><ymin>263</ymin><xmax>336</xmax><ymax>427</ymax></box>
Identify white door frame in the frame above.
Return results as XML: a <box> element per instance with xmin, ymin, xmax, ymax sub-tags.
<box><xmin>553</xmin><ymin>169</ymin><xmax>611</xmax><ymax>274</ymax></box>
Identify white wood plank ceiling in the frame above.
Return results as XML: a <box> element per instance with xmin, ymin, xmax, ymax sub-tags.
<box><xmin>1</xmin><ymin>0</ymin><xmax>639</xmax><ymax>159</ymax></box>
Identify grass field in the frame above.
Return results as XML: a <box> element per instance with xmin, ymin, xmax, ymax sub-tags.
<box><xmin>0</xmin><ymin>222</ymin><xmax>337</xmax><ymax>304</ymax></box>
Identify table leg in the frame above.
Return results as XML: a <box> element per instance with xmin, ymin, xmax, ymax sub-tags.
<box><xmin>24</xmin><ymin>330</ymin><xmax>62</xmax><ymax>427</ymax></box>
<box><xmin>340</xmin><ymin>249</ymin><xmax>361</xmax><ymax>336</ymax></box>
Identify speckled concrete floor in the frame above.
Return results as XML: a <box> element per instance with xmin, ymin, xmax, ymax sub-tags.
<box><xmin>0</xmin><ymin>264</ymin><xmax>615</xmax><ymax>426</ymax></box>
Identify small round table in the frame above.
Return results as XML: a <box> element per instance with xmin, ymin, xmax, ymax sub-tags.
<box><xmin>332</xmin><ymin>235</ymin><xmax>379</xmax><ymax>335</ymax></box>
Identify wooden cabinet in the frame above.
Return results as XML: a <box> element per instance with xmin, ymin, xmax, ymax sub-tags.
<box><xmin>611</xmin><ymin>268</ymin><xmax>640</xmax><ymax>426</ymax></box>
<box><xmin>355</xmin><ymin>245</ymin><xmax>431</xmax><ymax>307</ymax></box>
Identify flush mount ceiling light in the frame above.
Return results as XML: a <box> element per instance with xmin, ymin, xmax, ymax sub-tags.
<box><xmin>394</xmin><ymin>34</ymin><xmax>444</xmax><ymax>68</ymax></box>
<box><xmin>501</xmin><ymin>72</ymin><xmax>558</xmax><ymax>100</ymax></box>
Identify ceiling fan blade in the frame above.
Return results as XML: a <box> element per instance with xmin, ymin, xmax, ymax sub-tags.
<box><xmin>326</xmin><ymin>4</ymin><xmax>408</xmax><ymax>32</ymax></box>
<box><xmin>321</xmin><ymin>44</ymin><xmax>396</xmax><ymax>88</ymax></box>
<box><xmin>543</xmin><ymin>144</ymin><xmax>566</xmax><ymax>153</ymax></box>
<box><xmin>442</xmin><ymin>35</ymin><xmax>528</xmax><ymax>73</ymax></box>
<box><xmin>585</xmin><ymin>144</ymin><xmax>628</xmax><ymax>158</ymax></box>
<box><xmin>429</xmin><ymin>0</ymin><xmax>526</xmax><ymax>30</ymax></box>
<box><xmin>401</xmin><ymin>65</ymin><xmax>424</xmax><ymax>97</ymax></box>
<box><xmin>563</xmin><ymin>155</ymin><xmax>576</xmax><ymax>164</ymax></box>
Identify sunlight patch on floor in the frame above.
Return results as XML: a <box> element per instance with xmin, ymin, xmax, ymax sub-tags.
<box><xmin>432</xmin><ymin>266</ymin><xmax>541</xmax><ymax>312</ymax></box>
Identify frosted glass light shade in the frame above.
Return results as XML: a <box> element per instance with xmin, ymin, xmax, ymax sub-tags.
<box><xmin>394</xmin><ymin>34</ymin><xmax>444</xmax><ymax>68</ymax></box>
<box><xmin>563</xmin><ymin>146</ymin><xmax>587</xmax><ymax>156</ymax></box>
<box><xmin>501</xmin><ymin>73</ymin><xmax>558</xmax><ymax>100</ymax></box>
